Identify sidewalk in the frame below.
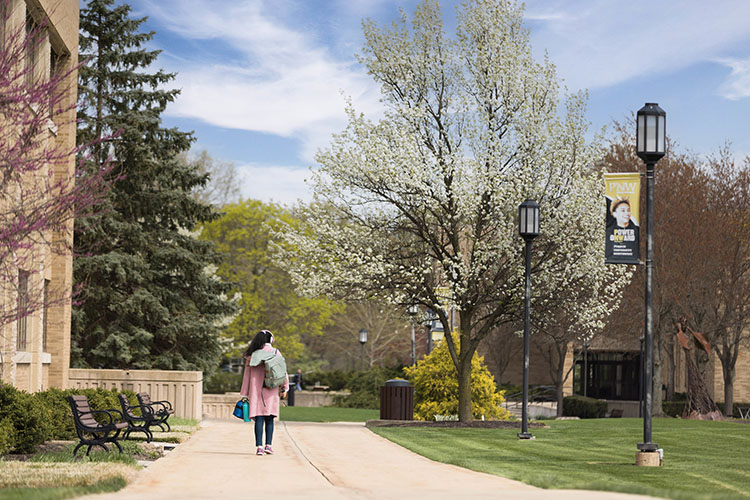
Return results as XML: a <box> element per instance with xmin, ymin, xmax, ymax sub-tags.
<box><xmin>79</xmin><ymin>419</ymin><xmax>657</xmax><ymax>500</ymax></box>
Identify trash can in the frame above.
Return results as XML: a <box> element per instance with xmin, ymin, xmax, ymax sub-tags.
<box><xmin>380</xmin><ymin>379</ymin><xmax>413</xmax><ymax>420</ymax></box>
<box><xmin>287</xmin><ymin>386</ymin><xmax>295</xmax><ymax>406</ymax></box>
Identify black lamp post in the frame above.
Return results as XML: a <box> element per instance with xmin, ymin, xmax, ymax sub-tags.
<box><xmin>425</xmin><ymin>308</ymin><xmax>437</xmax><ymax>354</ymax></box>
<box><xmin>359</xmin><ymin>328</ymin><xmax>368</xmax><ymax>370</ymax></box>
<box><xmin>518</xmin><ymin>199</ymin><xmax>540</xmax><ymax>440</ymax></box>
<box><xmin>583</xmin><ymin>338</ymin><xmax>590</xmax><ymax>398</ymax></box>
<box><xmin>636</xmin><ymin>102</ymin><xmax>665</xmax><ymax>454</ymax></box>
<box><xmin>407</xmin><ymin>304</ymin><xmax>418</xmax><ymax>365</ymax></box>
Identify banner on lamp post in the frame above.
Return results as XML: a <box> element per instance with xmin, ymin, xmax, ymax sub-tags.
<box><xmin>605</xmin><ymin>173</ymin><xmax>641</xmax><ymax>265</ymax></box>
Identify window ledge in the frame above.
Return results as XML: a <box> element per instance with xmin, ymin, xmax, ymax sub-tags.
<box><xmin>12</xmin><ymin>351</ymin><xmax>52</xmax><ymax>364</ymax></box>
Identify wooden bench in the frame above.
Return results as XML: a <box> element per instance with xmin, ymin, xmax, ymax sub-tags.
<box><xmin>67</xmin><ymin>395</ymin><xmax>128</xmax><ymax>457</ymax></box>
<box><xmin>118</xmin><ymin>393</ymin><xmax>155</xmax><ymax>442</ymax></box>
<box><xmin>137</xmin><ymin>392</ymin><xmax>175</xmax><ymax>432</ymax></box>
<box><xmin>607</xmin><ymin>408</ymin><xmax>624</xmax><ymax>418</ymax></box>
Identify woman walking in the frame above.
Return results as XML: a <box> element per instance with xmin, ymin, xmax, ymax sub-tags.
<box><xmin>240</xmin><ymin>330</ymin><xmax>289</xmax><ymax>455</ymax></box>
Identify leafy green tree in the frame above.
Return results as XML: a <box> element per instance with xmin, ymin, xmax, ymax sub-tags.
<box><xmin>72</xmin><ymin>0</ymin><xmax>236</xmax><ymax>371</ymax></box>
<box><xmin>404</xmin><ymin>336</ymin><xmax>510</xmax><ymax>421</ymax></box>
<box><xmin>199</xmin><ymin>200</ymin><xmax>340</xmax><ymax>364</ymax></box>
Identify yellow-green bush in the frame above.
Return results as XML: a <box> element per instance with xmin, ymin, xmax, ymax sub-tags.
<box><xmin>404</xmin><ymin>338</ymin><xmax>511</xmax><ymax>421</ymax></box>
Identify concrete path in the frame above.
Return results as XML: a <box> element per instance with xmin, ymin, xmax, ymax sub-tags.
<box><xmin>80</xmin><ymin>419</ymin><xmax>657</xmax><ymax>500</ymax></box>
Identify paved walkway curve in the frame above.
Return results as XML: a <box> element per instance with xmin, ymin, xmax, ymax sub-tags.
<box><xmin>79</xmin><ymin>419</ymin><xmax>657</xmax><ymax>500</ymax></box>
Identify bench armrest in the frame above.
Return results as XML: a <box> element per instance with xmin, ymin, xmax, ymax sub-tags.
<box><xmin>151</xmin><ymin>400</ymin><xmax>173</xmax><ymax>410</ymax></box>
<box><xmin>129</xmin><ymin>404</ymin><xmax>155</xmax><ymax>416</ymax></box>
<box><xmin>149</xmin><ymin>401</ymin><xmax>172</xmax><ymax>412</ymax></box>
<box><xmin>88</xmin><ymin>408</ymin><xmax>119</xmax><ymax>427</ymax></box>
<box><xmin>107</xmin><ymin>408</ymin><xmax>125</xmax><ymax>421</ymax></box>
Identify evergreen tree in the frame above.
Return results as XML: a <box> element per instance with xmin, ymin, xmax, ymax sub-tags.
<box><xmin>72</xmin><ymin>0</ymin><xmax>236</xmax><ymax>372</ymax></box>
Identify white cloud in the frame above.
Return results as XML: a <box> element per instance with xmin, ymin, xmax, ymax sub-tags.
<box><xmin>236</xmin><ymin>164</ymin><xmax>313</xmax><ymax>206</ymax></box>
<box><xmin>524</xmin><ymin>0</ymin><xmax>750</xmax><ymax>91</ymax></box>
<box><xmin>716</xmin><ymin>58</ymin><xmax>750</xmax><ymax>100</ymax></box>
<box><xmin>144</xmin><ymin>0</ymin><xmax>383</xmax><ymax>163</ymax></box>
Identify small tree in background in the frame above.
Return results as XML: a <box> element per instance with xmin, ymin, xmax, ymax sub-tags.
<box><xmin>199</xmin><ymin>199</ymin><xmax>340</xmax><ymax>366</ymax></box>
<box><xmin>405</xmin><ymin>336</ymin><xmax>510</xmax><ymax>421</ymax></box>
<box><xmin>181</xmin><ymin>149</ymin><xmax>241</xmax><ymax>207</ymax></box>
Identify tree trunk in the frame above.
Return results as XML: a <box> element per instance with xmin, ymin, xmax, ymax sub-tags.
<box><xmin>554</xmin><ymin>345</ymin><xmax>567</xmax><ymax>418</ymax></box>
<box><xmin>723</xmin><ymin>362</ymin><xmax>735</xmax><ymax>417</ymax></box>
<box><xmin>665</xmin><ymin>334</ymin><xmax>675</xmax><ymax>401</ymax></box>
<box><xmin>683</xmin><ymin>349</ymin><xmax>722</xmax><ymax>420</ymax></box>
<box><xmin>652</xmin><ymin>333</ymin><xmax>665</xmax><ymax>416</ymax></box>
<box><xmin>457</xmin><ymin>352</ymin><xmax>473</xmax><ymax>422</ymax></box>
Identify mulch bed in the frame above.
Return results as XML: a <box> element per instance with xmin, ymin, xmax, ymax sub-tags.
<box><xmin>366</xmin><ymin>419</ymin><xmax>549</xmax><ymax>429</ymax></box>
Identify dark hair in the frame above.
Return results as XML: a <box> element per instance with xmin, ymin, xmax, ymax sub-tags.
<box><xmin>244</xmin><ymin>330</ymin><xmax>273</xmax><ymax>357</ymax></box>
<box><xmin>611</xmin><ymin>199</ymin><xmax>630</xmax><ymax>214</ymax></box>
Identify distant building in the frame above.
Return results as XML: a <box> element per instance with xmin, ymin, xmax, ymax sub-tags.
<box><xmin>483</xmin><ymin>325</ymin><xmax>750</xmax><ymax>415</ymax></box>
<box><xmin>0</xmin><ymin>0</ymin><xmax>79</xmax><ymax>392</ymax></box>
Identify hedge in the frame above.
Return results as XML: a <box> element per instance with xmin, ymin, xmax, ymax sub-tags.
<box><xmin>562</xmin><ymin>395</ymin><xmax>608</xmax><ymax>418</ymax></box>
<box><xmin>203</xmin><ymin>371</ymin><xmax>242</xmax><ymax>394</ymax></box>
<box><xmin>0</xmin><ymin>385</ymin><xmax>138</xmax><ymax>456</ymax></box>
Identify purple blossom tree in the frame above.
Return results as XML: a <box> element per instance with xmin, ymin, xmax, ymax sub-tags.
<box><xmin>0</xmin><ymin>5</ymin><xmax>115</xmax><ymax>339</ymax></box>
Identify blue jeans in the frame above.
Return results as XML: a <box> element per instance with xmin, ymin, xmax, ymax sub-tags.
<box><xmin>254</xmin><ymin>415</ymin><xmax>275</xmax><ymax>447</ymax></box>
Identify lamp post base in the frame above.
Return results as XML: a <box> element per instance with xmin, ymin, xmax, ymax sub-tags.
<box><xmin>635</xmin><ymin>451</ymin><xmax>661</xmax><ymax>467</ymax></box>
<box><xmin>517</xmin><ymin>432</ymin><xmax>535</xmax><ymax>440</ymax></box>
<box><xmin>637</xmin><ymin>442</ymin><xmax>659</xmax><ymax>452</ymax></box>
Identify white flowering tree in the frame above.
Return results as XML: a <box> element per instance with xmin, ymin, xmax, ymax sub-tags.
<box><xmin>278</xmin><ymin>0</ymin><xmax>632</xmax><ymax>421</ymax></box>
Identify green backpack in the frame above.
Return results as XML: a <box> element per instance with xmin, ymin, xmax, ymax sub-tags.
<box><xmin>263</xmin><ymin>349</ymin><xmax>287</xmax><ymax>389</ymax></box>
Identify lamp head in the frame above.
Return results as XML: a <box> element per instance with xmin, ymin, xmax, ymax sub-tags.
<box><xmin>518</xmin><ymin>199</ymin><xmax>540</xmax><ymax>239</ymax></box>
<box><xmin>636</xmin><ymin>102</ymin><xmax>666</xmax><ymax>164</ymax></box>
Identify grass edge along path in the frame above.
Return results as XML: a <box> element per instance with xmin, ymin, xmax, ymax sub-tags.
<box><xmin>371</xmin><ymin>418</ymin><xmax>750</xmax><ymax>500</ymax></box>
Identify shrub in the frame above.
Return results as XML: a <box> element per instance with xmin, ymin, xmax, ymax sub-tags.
<box><xmin>0</xmin><ymin>386</ymin><xmax>143</xmax><ymax>455</ymax></box>
<box><xmin>204</xmin><ymin>371</ymin><xmax>242</xmax><ymax>394</ymax></box>
<box><xmin>33</xmin><ymin>387</ymin><xmax>76</xmax><ymax>440</ymax></box>
<box><xmin>0</xmin><ymin>417</ymin><xmax>16</xmax><ymax>456</ymax></box>
<box><xmin>404</xmin><ymin>338</ymin><xmax>511</xmax><ymax>421</ymax></box>
<box><xmin>334</xmin><ymin>367</ymin><xmax>403</xmax><ymax>409</ymax></box>
<box><xmin>82</xmin><ymin>388</ymin><xmax>123</xmax><ymax>414</ymax></box>
<box><xmin>0</xmin><ymin>384</ymin><xmax>52</xmax><ymax>453</ymax></box>
<box><xmin>662</xmin><ymin>401</ymin><xmax>685</xmax><ymax>418</ymax></box>
<box><xmin>306</xmin><ymin>369</ymin><xmax>352</xmax><ymax>391</ymax></box>
<box><xmin>562</xmin><ymin>396</ymin><xmax>607</xmax><ymax>418</ymax></box>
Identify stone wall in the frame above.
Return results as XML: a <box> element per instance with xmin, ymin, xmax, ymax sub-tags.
<box><xmin>68</xmin><ymin>369</ymin><xmax>203</xmax><ymax>420</ymax></box>
<box><xmin>202</xmin><ymin>390</ymin><xmax>351</xmax><ymax>419</ymax></box>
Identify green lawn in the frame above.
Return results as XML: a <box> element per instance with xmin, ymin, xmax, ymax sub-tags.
<box><xmin>371</xmin><ymin>418</ymin><xmax>750</xmax><ymax>500</ymax></box>
<box><xmin>280</xmin><ymin>406</ymin><xmax>378</xmax><ymax>422</ymax></box>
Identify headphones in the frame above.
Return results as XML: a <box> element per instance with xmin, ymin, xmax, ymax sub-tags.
<box><xmin>260</xmin><ymin>329</ymin><xmax>274</xmax><ymax>344</ymax></box>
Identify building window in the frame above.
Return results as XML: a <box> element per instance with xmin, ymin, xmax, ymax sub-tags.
<box><xmin>17</xmin><ymin>270</ymin><xmax>30</xmax><ymax>351</ymax></box>
<box><xmin>42</xmin><ymin>278</ymin><xmax>49</xmax><ymax>352</ymax></box>
<box><xmin>573</xmin><ymin>351</ymin><xmax>641</xmax><ymax>401</ymax></box>
<box><xmin>25</xmin><ymin>8</ymin><xmax>43</xmax><ymax>89</ymax></box>
<box><xmin>0</xmin><ymin>2</ymin><xmax>6</xmax><ymax>51</ymax></box>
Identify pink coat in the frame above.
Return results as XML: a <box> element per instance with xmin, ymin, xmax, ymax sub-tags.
<box><xmin>239</xmin><ymin>344</ymin><xmax>290</xmax><ymax>418</ymax></box>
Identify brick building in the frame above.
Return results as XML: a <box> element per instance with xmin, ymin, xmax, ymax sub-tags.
<box><xmin>0</xmin><ymin>0</ymin><xmax>78</xmax><ymax>392</ymax></box>
<box><xmin>482</xmin><ymin>325</ymin><xmax>750</xmax><ymax>413</ymax></box>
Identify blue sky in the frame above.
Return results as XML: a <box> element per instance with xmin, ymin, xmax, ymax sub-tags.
<box><xmin>125</xmin><ymin>0</ymin><xmax>750</xmax><ymax>206</ymax></box>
